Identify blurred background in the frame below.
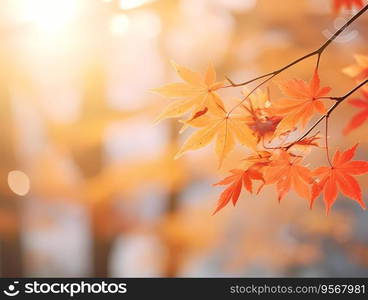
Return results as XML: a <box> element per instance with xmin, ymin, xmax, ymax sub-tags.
<box><xmin>0</xmin><ymin>0</ymin><xmax>367</xmax><ymax>277</ymax></box>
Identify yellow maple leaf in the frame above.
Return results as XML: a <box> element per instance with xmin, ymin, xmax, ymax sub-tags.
<box><xmin>174</xmin><ymin>103</ymin><xmax>257</xmax><ymax>167</ymax></box>
<box><xmin>153</xmin><ymin>62</ymin><xmax>226</xmax><ymax>123</ymax></box>
<box><xmin>342</xmin><ymin>54</ymin><xmax>368</xmax><ymax>81</ymax></box>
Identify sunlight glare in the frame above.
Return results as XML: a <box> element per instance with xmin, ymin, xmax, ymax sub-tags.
<box><xmin>110</xmin><ymin>14</ymin><xmax>131</xmax><ymax>36</ymax></box>
<box><xmin>15</xmin><ymin>0</ymin><xmax>80</xmax><ymax>33</ymax></box>
<box><xmin>119</xmin><ymin>0</ymin><xmax>156</xmax><ymax>10</ymax></box>
<box><xmin>8</xmin><ymin>170</ymin><xmax>31</xmax><ymax>196</ymax></box>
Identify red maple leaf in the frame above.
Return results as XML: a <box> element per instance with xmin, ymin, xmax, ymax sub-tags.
<box><xmin>212</xmin><ymin>168</ymin><xmax>263</xmax><ymax>215</ymax></box>
<box><xmin>311</xmin><ymin>144</ymin><xmax>368</xmax><ymax>214</ymax></box>
<box><xmin>333</xmin><ymin>0</ymin><xmax>364</xmax><ymax>14</ymax></box>
<box><xmin>293</xmin><ymin>135</ymin><xmax>321</xmax><ymax>148</ymax></box>
<box><xmin>264</xmin><ymin>150</ymin><xmax>313</xmax><ymax>202</ymax></box>
<box><xmin>344</xmin><ymin>90</ymin><xmax>368</xmax><ymax>135</ymax></box>
<box><xmin>241</xmin><ymin>89</ymin><xmax>282</xmax><ymax>141</ymax></box>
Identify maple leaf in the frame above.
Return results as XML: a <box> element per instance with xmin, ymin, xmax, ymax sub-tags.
<box><xmin>263</xmin><ymin>150</ymin><xmax>313</xmax><ymax>202</ymax></box>
<box><xmin>240</xmin><ymin>89</ymin><xmax>281</xmax><ymax>141</ymax></box>
<box><xmin>311</xmin><ymin>144</ymin><xmax>368</xmax><ymax>214</ymax></box>
<box><xmin>241</xmin><ymin>151</ymin><xmax>272</xmax><ymax>165</ymax></box>
<box><xmin>272</xmin><ymin>71</ymin><xmax>331</xmax><ymax>136</ymax></box>
<box><xmin>343</xmin><ymin>54</ymin><xmax>368</xmax><ymax>81</ymax></box>
<box><xmin>332</xmin><ymin>0</ymin><xmax>364</xmax><ymax>14</ymax></box>
<box><xmin>293</xmin><ymin>135</ymin><xmax>321</xmax><ymax>148</ymax></box>
<box><xmin>153</xmin><ymin>62</ymin><xmax>226</xmax><ymax>123</ymax></box>
<box><xmin>212</xmin><ymin>167</ymin><xmax>263</xmax><ymax>214</ymax></box>
<box><xmin>241</xmin><ymin>151</ymin><xmax>273</xmax><ymax>195</ymax></box>
<box><xmin>286</xmin><ymin>134</ymin><xmax>322</xmax><ymax>156</ymax></box>
<box><xmin>344</xmin><ymin>90</ymin><xmax>368</xmax><ymax>134</ymax></box>
<box><xmin>174</xmin><ymin>104</ymin><xmax>257</xmax><ymax>167</ymax></box>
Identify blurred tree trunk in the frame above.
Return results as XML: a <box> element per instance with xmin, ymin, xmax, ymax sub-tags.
<box><xmin>163</xmin><ymin>120</ymin><xmax>182</xmax><ymax>277</ymax></box>
<box><xmin>69</xmin><ymin>4</ymin><xmax>119</xmax><ymax>277</ymax></box>
<box><xmin>73</xmin><ymin>60</ymin><xmax>116</xmax><ymax>277</ymax></box>
<box><xmin>0</xmin><ymin>46</ymin><xmax>23</xmax><ymax>276</ymax></box>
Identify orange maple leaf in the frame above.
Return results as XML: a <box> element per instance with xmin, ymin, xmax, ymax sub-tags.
<box><xmin>344</xmin><ymin>90</ymin><xmax>368</xmax><ymax>134</ymax></box>
<box><xmin>264</xmin><ymin>150</ymin><xmax>313</xmax><ymax>202</ymax></box>
<box><xmin>311</xmin><ymin>144</ymin><xmax>368</xmax><ymax>214</ymax></box>
<box><xmin>153</xmin><ymin>62</ymin><xmax>226</xmax><ymax>123</ymax></box>
<box><xmin>332</xmin><ymin>0</ymin><xmax>364</xmax><ymax>14</ymax></box>
<box><xmin>272</xmin><ymin>71</ymin><xmax>331</xmax><ymax>136</ymax></box>
<box><xmin>343</xmin><ymin>54</ymin><xmax>368</xmax><ymax>81</ymax></box>
<box><xmin>212</xmin><ymin>168</ymin><xmax>263</xmax><ymax>215</ymax></box>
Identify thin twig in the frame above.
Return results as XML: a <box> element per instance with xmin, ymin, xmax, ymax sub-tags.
<box><xmin>224</xmin><ymin>4</ymin><xmax>368</xmax><ymax>89</ymax></box>
<box><xmin>228</xmin><ymin>74</ymin><xmax>277</xmax><ymax>114</ymax></box>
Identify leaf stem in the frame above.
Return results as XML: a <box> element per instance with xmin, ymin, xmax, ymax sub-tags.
<box><xmin>325</xmin><ymin>117</ymin><xmax>332</xmax><ymax>167</ymax></box>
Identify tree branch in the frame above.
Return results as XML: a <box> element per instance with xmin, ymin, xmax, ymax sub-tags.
<box><xmin>224</xmin><ymin>4</ymin><xmax>368</xmax><ymax>88</ymax></box>
<box><xmin>286</xmin><ymin>79</ymin><xmax>368</xmax><ymax>149</ymax></box>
